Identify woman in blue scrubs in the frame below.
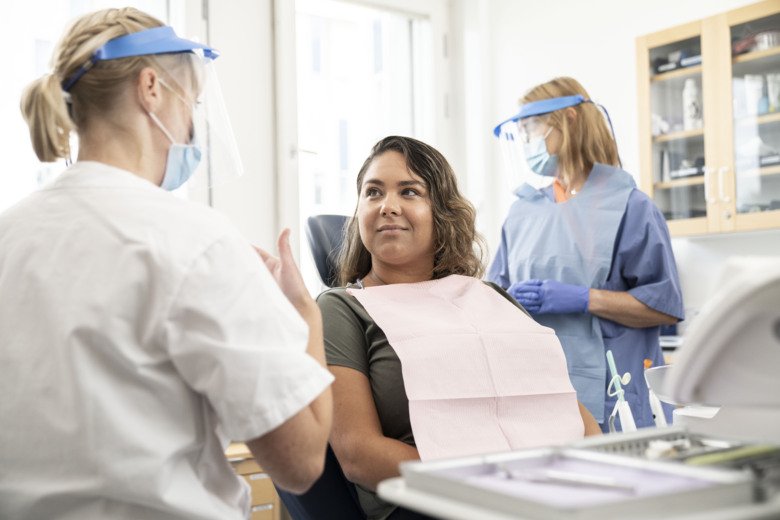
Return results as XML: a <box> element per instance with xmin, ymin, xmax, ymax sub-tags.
<box><xmin>489</xmin><ymin>77</ymin><xmax>684</xmax><ymax>431</ymax></box>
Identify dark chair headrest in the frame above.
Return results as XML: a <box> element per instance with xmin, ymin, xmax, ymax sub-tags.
<box><xmin>305</xmin><ymin>215</ymin><xmax>349</xmax><ymax>288</ymax></box>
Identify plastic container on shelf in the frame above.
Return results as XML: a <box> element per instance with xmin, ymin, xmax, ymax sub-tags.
<box><xmin>682</xmin><ymin>79</ymin><xmax>702</xmax><ymax>130</ymax></box>
<box><xmin>766</xmin><ymin>73</ymin><xmax>780</xmax><ymax>113</ymax></box>
<box><xmin>744</xmin><ymin>74</ymin><xmax>765</xmax><ymax>116</ymax></box>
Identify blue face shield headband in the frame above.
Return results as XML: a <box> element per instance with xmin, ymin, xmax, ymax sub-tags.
<box><xmin>62</xmin><ymin>26</ymin><xmax>224</xmax><ymax>190</ymax></box>
<box><xmin>492</xmin><ymin>94</ymin><xmax>621</xmax><ymax>189</ymax></box>
<box><xmin>492</xmin><ymin>94</ymin><xmax>617</xmax><ymax>141</ymax></box>
<box><xmin>61</xmin><ymin>26</ymin><xmax>218</xmax><ymax>91</ymax></box>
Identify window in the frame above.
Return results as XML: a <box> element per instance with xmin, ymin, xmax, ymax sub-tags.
<box><xmin>295</xmin><ymin>0</ymin><xmax>436</xmax><ymax>292</ymax></box>
<box><xmin>0</xmin><ymin>1</ymin><xmax>180</xmax><ymax>213</ymax></box>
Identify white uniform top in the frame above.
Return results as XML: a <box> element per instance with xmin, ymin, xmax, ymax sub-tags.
<box><xmin>0</xmin><ymin>162</ymin><xmax>334</xmax><ymax>520</ymax></box>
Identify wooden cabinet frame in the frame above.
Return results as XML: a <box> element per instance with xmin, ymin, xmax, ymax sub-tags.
<box><xmin>637</xmin><ymin>0</ymin><xmax>780</xmax><ymax>236</ymax></box>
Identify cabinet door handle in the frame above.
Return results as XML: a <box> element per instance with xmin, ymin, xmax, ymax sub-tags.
<box><xmin>718</xmin><ymin>166</ymin><xmax>731</xmax><ymax>203</ymax></box>
<box><xmin>703</xmin><ymin>166</ymin><xmax>716</xmax><ymax>204</ymax></box>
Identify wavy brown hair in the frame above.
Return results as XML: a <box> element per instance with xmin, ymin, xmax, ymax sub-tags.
<box><xmin>520</xmin><ymin>77</ymin><xmax>620</xmax><ymax>180</ymax></box>
<box><xmin>338</xmin><ymin>136</ymin><xmax>486</xmax><ymax>286</ymax></box>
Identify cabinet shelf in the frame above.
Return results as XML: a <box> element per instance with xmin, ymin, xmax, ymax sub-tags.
<box><xmin>651</xmin><ymin>64</ymin><xmax>702</xmax><ymax>83</ymax></box>
<box><xmin>654</xmin><ymin>176</ymin><xmax>705</xmax><ymax>190</ymax></box>
<box><xmin>757</xmin><ymin>112</ymin><xmax>780</xmax><ymax>125</ymax></box>
<box><xmin>653</xmin><ymin>128</ymin><xmax>705</xmax><ymax>143</ymax></box>
<box><xmin>735</xmin><ymin>112</ymin><xmax>780</xmax><ymax>126</ymax></box>
<box><xmin>738</xmin><ymin>164</ymin><xmax>780</xmax><ymax>178</ymax></box>
<box><xmin>761</xmin><ymin>164</ymin><xmax>780</xmax><ymax>176</ymax></box>
<box><xmin>733</xmin><ymin>45</ymin><xmax>780</xmax><ymax>64</ymax></box>
<box><xmin>739</xmin><ymin>112</ymin><xmax>780</xmax><ymax>125</ymax></box>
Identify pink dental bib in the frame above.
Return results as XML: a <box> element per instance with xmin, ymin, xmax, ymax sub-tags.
<box><xmin>348</xmin><ymin>275</ymin><xmax>583</xmax><ymax>460</ymax></box>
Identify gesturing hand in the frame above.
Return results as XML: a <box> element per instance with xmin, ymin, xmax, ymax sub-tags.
<box><xmin>253</xmin><ymin>229</ymin><xmax>313</xmax><ymax>314</ymax></box>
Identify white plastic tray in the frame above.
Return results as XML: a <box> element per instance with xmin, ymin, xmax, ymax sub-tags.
<box><xmin>399</xmin><ymin>448</ymin><xmax>754</xmax><ymax>520</ymax></box>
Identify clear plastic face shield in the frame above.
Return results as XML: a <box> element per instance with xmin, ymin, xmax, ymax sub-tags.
<box><xmin>492</xmin><ymin>94</ymin><xmax>617</xmax><ymax>192</ymax></box>
<box><xmin>518</xmin><ymin>116</ymin><xmax>551</xmax><ymax>144</ymax></box>
<box><xmin>147</xmin><ymin>50</ymin><xmax>244</xmax><ymax>192</ymax></box>
<box><xmin>62</xmin><ymin>26</ymin><xmax>243</xmax><ymax>192</ymax></box>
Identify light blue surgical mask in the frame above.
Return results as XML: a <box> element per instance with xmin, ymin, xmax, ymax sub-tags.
<box><xmin>522</xmin><ymin>127</ymin><xmax>557</xmax><ymax>177</ymax></box>
<box><xmin>148</xmin><ymin>78</ymin><xmax>202</xmax><ymax>191</ymax></box>
<box><xmin>148</xmin><ymin>111</ymin><xmax>202</xmax><ymax>191</ymax></box>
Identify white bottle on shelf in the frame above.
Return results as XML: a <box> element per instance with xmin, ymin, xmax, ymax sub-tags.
<box><xmin>682</xmin><ymin>79</ymin><xmax>702</xmax><ymax>130</ymax></box>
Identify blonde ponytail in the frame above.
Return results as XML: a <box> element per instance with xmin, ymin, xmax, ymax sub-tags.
<box><xmin>19</xmin><ymin>7</ymin><xmax>164</xmax><ymax>162</ymax></box>
<box><xmin>20</xmin><ymin>73</ymin><xmax>74</xmax><ymax>162</ymax></box>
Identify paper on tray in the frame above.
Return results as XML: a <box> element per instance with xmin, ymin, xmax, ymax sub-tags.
<box><xmin>348</xmin><ymin>275</ymin><xmax>583</xmax><ymax>460</ymax></box>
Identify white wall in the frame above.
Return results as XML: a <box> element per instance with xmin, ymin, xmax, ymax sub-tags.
<box><xmin>449</xmin><ymin>0</ymin><xmax>780</xmax><ymax>325</ymax></box>
<box><xmin>671</xmin><ymin>230</ymin><xmax>780</xmax><ymax>330</ymax></box>
<box><xmin>450</xmin><ymin>0</ymin><xmax>758</xmax><ymax>247</ymax></box>
<box><xmin>448</xmin><ymin>1</ymin><xmax>497</xmax><ymax>246</ymax></box>
<box><xmin>208</xmin><ymin>0</ymin><xmax>278</xmax><ymax>248</ymax></box>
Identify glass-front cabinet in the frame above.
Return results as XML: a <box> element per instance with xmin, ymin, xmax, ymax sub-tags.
<box><xmin>637</xmin><ymin>0</ymin><xmax>780</xmax><ymax>236</ymax></box>
<box><xmin>728</xmin><ymin>7</ymin><xmax>780</xmax><ymax>230</ymax></box>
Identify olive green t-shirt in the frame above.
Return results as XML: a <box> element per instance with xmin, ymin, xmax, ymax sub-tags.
<box><xmin>316</xmin><ymin>280</ymin><xmax>528</xmax><ymax>519</ymax></box>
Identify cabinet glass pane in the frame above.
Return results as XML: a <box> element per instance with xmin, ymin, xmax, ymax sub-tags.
<box><xmin>649</xmin><ymin>37</ymin><xmax>707</xmax><ymax>220</ymax></box>
<box><xmin>731</xmin><ymin>13</ymin><xmax>780</xmax><ymax>215</ymax></box>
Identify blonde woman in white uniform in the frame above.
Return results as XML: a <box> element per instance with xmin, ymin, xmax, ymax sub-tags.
<box><xmin>0</xmin><ymin>8</ymin><xmax>332</xmax><ymax>520</ymax></box>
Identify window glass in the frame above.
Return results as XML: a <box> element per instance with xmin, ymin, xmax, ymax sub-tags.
<box><xmin>0</xmin><ymin>0</ymin><xmax>172</xmax><ymax>213</ymax></box>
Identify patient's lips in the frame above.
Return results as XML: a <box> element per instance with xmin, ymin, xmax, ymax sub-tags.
<box><xmin>377</xmin><ymin>224</ymin><xmax>407</xmax><ymax>233</ymax></box>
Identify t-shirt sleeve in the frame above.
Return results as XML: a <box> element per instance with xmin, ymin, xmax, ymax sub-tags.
<box><xmin>612</xmin><ymin>190</ymin><xmax>685</xmax><ymax>320</ymax></box>
<box><xmin>317</xmin><ymin>289</ymin><xmax>370</xmax><ymax>376</ymax></box>
<box><xmin>163</xmin><ymin>233</ymin><xmax>334</xmax><ymax>442</ymax></box>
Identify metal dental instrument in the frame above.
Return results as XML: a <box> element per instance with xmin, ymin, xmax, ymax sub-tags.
<box><xmin>497</xmin><ymin>464</ymin><xmax>636</xmax><ymax>494</ymax></box>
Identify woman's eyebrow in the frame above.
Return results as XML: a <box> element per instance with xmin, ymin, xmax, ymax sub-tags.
<box><xmin>363</xmin><ymin>179</ymin><xmax>425</xmax><ymax>188</ymax></box>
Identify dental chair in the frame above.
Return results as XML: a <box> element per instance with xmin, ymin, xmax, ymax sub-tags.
<box><xmin>275</xmin><ymin>446</ymin><xmax>365</xmax><ymax>520</ymax></box>
<box><xmin>275</xmin><ymin>214</ymin><xmax>366</xmax><ymax>520</ymax></box>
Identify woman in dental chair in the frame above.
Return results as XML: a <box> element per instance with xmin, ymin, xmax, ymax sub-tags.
<box><xmin>318</xmin><ymin>136</ymin><xmax>601</xmax><ymax>520</ymax></box>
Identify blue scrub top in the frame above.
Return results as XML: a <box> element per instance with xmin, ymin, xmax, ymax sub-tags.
<box><xmin>489</xmin><ymin>185</ymin><xmax>684</xmax><ymax>429</ymax></box>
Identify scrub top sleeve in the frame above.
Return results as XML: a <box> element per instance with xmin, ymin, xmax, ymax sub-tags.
<box><xmin>487</xmin><ymin>226</ymin><xmax>511</xmax><ymax>289</ymax></box>
<box><xmin>317</xmin><ymin>290</ymin><xmax>370</xmax><ymax>376</ymax></box>
<box><xmin>163</xmin><ymin>234</ymin><xmax>333</xmax><ymax>442</ymax></box>
<box><xmin>615</xmin><ymin>191</ymin><xmax>685</xmax><ymax>320</ymax></box>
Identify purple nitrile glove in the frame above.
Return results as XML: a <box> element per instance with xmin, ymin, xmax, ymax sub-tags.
<box><xmin>507</xmin><ymin>279</ymin><xmax>543</xmax><ymax>313</ymax></box>
<box><xmin>508</xmin><ymin>279</ymin><xmax>589</xmax><ymax>315</ymax></box>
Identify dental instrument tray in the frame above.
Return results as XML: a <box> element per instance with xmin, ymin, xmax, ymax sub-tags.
<box><xmin>573</xmin><ymin>427</ymin><xmax>780</xmax><ymax>501</ymax></box>
<box><xmin>572</xmin><ymin>426</ymin><xmax>744</xmax><ymax>461</ymax></box>
<box><xmin>399</xmin><ymin>447</ymin><xmax>754</xmax><ymax>519</ymax></box>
